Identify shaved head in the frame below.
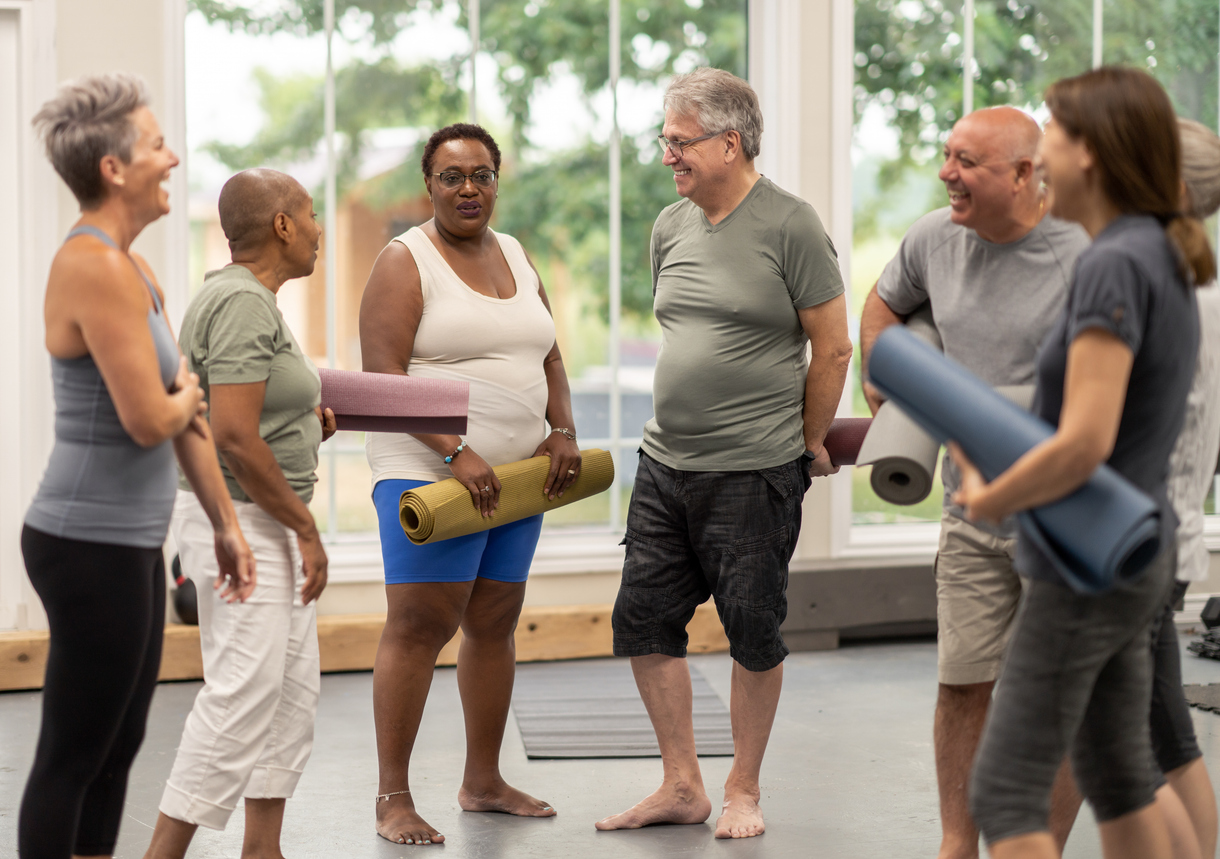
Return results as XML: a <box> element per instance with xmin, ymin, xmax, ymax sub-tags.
<box><xmin>954</xmin><ymin>106</ymin><xmax>1041</xmax><ymax>163</ymax></box>
<box><xmin>218</xmin><ymin>168</ymin><xmax>310</xmax><ymax>253</ymax></box>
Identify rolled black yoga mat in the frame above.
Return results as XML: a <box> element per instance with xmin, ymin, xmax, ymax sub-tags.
<box><xmin>868</xmin><ymin>326</ymin><xmax>1160</xmax><ymax>594</ymax></box>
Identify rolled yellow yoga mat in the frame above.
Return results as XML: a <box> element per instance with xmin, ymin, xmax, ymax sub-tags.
<box><xmin>399</xmin><ymin>448</ymin><xmax>616</xmax><ymax>544</ymax></box>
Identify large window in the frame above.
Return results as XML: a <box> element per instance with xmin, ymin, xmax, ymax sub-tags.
<box><xmin>850</xmin><ymin>0</ymin><xmax>1220</xmax><ymax>529</ymax></box>
<box><xmin>184</xmin><ymin>1</ymin><xmax>749</xmax><ymax>544</ymax></box>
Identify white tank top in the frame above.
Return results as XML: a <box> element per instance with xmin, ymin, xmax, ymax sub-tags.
<box><xmin>366</xmin><ymin>226</ymin><xmax>556</xmax><ymax>486</ymax></box>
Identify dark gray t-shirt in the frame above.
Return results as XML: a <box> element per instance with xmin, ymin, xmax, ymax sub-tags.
<box><xmin>876</xmin><ymin>208</ymin><xmax>1090</xmax><ymax>535</ymax></box>
<box><xmin>643</xmin><ymin>176</ymin><xmax>844</xmax><ymax>471</ymax></box>
<box><xmin>1017</xmin><ymin>215</ymin><xmax>1198</xmax><ymax>581</ymax></box>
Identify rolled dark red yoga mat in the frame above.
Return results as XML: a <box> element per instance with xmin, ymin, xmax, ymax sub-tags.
<box><xmin>823</xmin><ymin>417</ymin><xmax>872</xmax><ymax>466</ymax></box>
<box><xmin>318</xmin><ymin>369</ymin><xmax>470</xmax><ymax>434</ymax></box>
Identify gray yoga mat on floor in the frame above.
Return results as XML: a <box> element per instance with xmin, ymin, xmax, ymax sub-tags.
<box><xmin>1184</xmin><ymin>684</ymin><xmax>1220</xmax><ymax>713</ymax></box>
<box><xmin>511</xmin><ymin>660</ymin><xmax>734</xmax><ymax>758</ymax></box>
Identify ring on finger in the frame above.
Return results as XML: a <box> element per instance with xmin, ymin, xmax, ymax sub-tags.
<box><xmin>567</xmin><ymin>469</ymin><xmax>576</xmax><ymax>475</ymax></box>
<box><xmin>480</xmin><ymin>486</ymin><xmax>491</xmax><ymax>493</ymax></box>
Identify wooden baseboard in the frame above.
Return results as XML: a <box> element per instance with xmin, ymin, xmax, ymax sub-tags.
<box><xmin>0</xmin><ymin>603</ymin><xmax>729</xmax><ymax>692</ymax></box>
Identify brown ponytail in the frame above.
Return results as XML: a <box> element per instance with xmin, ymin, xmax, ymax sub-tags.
<box><xmin>1046</xmin><ymin>67</ymin><xmax>1216</xmax><ymax>286</ymax></box>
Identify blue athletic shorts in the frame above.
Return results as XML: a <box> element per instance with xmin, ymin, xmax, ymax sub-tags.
<box><xmin>373</xmin><ymin>479</ymin><xmax>543</xmax><ymax>584</ymax></box>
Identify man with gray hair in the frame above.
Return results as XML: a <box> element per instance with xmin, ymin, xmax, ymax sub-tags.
<box><xmin>859</xmin><ymin>106</ymin><xmax>1089</xmax><ymax>859</ymax></box>
<box><xmin>596</xmin><ymin>67</ymin><xmax>852</xmax><ymax>839</ymax></box>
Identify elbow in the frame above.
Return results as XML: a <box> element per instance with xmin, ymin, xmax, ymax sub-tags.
<box><xmin>1057</xmin><ymin>434</ymin><xmax>1114</xmax><ymax>486</ymax></box>
<box><xmin>124</xmin><ymin>413</ymin><xmax>179</xmax><ymax>448</ymax></box>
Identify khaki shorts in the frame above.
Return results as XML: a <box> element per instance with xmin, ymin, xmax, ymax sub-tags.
<box><xmin>936</xmin><ymin>511</ymin><xmax>1022</xmax><ymax>685</ymax></box>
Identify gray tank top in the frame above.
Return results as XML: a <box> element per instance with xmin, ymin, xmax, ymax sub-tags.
<box><xmin>24</xmin><ymin>226</ymin><xmax>180</xmax><ymax>548</ymax></box>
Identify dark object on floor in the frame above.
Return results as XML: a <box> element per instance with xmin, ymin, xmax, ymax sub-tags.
<box><xmin>511</xmin><ymin>660</ymin><xmax>733</xmax><ymax>758</ymax></box>
<box><xmin>1187</xmin><ymin>629</ymin><xmax>1220</xmax><ymax>660</ymax></box>
<box><xmin>1183</xmin><ymin>683</ymin><xmax>1220</xmax><ymax>713</ymax></box>
<box><xmin>171</xmin><ymin>554</ymin><xmax>198</xmax><ymax>626</ymax></box>
<box><xmin>1201</xmin><ymin>596</ymin><xmax>1220</xmax><ymax>629</ymax></box>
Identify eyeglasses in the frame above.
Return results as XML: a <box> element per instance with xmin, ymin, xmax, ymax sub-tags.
<box><xmin>656</xmin><ymin>130</ymin><xmax>727</xmax><ymax>158</ymax></box>
<box><xmin>430</xmin><ymin>170</ymin><xmax>498</xmax><ymax>189</ymax></box>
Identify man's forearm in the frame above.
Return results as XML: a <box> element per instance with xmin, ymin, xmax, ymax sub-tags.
<box><xmin>803</xmin><ymin>347</ymin><xmax>853</xmax><ymax>452</ymax></box>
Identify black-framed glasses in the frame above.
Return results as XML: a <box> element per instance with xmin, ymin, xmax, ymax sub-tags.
<box><xmin>656</xmin><ymin>130</ymin><xmax>727</xmax><ymax>158</ymax></box>
<box><xmin>430</xmin><ymin>170</ymin><xmax>498</xmax><ymax>189</ymax></box>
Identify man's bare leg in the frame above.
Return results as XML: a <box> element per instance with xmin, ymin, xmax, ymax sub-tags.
<box><xmin>595</xmin><ymin>654</ymin><xmax>712</xmax><ymax>830</ymax></box>
<box><xmin>936</xmin><ymin>682</ymin><xmax>1081</xmax><ymax>858</ymax></box>
<box><xmin>714</xmin><ymin>660</ymin><xmax>783</xmax><ymax>839</ymax></box>
<box><xmin>1166</xmin><ymin>759</ymin><xmax>1218</xmax><ymax>859</ymax></box>
<box><xmin>1156</xmin><ymin>783</ymin><xmax>1204</xmax><ymax>859</ymax></box>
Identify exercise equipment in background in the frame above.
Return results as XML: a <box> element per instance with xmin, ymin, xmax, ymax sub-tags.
<box><xmin>400</xmin><ymin>448</ymin><xmax>616</xmax><ymax>544</ymax></box>
<box><xmin>171</xmin><ymin>554</ymin><xmax>198</xmax><ymax>626</ymax></box>
<box><xmin>318</xmin><ymin>368</ymin><xmax>469</xmax><ymax>434</ymax></box>
<box><xmin>868</xmin><ymin>326</ymin><xmax>1160</xmax><ymax>594</ymax></box>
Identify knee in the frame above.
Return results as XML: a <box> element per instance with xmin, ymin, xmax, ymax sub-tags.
<box><xmin>938</xmin><ymin>682</ymin><xmax>994</xmax><ymax>711</ymax></box>
<box><xmin>460</xmin><ymin>607</ymin><xmax>520</xmax><ymax>645</ymax></box>
<box><xmin>382</xmin><ymin>609</ymin><xmax>461</xmax><ymax>653</ymax></box>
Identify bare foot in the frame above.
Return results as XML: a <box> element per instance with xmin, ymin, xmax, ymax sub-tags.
<box><xmin>595</xmin><ymin>782</ymin><xmax>712</xmax><ymax>831</ymax></box>
<box><xmin>458</xmin><ymin>779</ymin><xmax>556</xmax><ymax>817</ymax></box>
<box><xmin>714</xmin><ymin>795</ymin><xmax>765</xmax><ymax>839</ymax></box>
<box><xmin>375</xmin><ymin>795</ymin><xmax>445</xmax><ymax>846</ymax></box>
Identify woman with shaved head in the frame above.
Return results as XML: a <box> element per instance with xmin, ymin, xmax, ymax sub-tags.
<box><xmin>20</xmin><ymin>73</ymin><xmax>255</xmax><ymax>859</ymax></box>
<box><xmin>143</xmin><ymin>168</ymin><xmax>336</xmax><ymax>859</ymax></box>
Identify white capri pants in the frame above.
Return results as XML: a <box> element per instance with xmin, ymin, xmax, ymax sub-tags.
<box><xmin>161</xmin><ymin>489</ymin><xmax>321</xmax><ymax>830</ymax></box>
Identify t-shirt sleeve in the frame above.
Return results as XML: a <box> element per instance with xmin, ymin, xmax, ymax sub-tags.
<box><xmin>1066</xmin><ymin>252</ymin><xmax>1147</xmax><ymax>354</ymax></box>
<box><xmin>875</xmin><ymin>224</ymin><xmax>931</xmax><ymax>315</ymax></box>
<box><xmin>782</xmin><ymin>203</ymin><xmax>845</xmax><ymax>309</ymax></box>
<box><xmin>202</xmin><ymin>292</ymin><xmax>282</xmax><ymax>384</ymax></box>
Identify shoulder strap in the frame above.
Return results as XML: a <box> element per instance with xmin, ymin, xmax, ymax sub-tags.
<box><xmin>64</xmin><ymin>226</ymin><xmax>164</xmax><ymax>314</ymax></box>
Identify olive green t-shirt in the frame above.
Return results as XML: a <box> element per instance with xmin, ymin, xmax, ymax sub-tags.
<box><xmin>178</xmin><ymin>264</ymin><xmax>322</xmax><ymax>503</ymax></box>
<box><xmin>643</xmin><ymin>176</ymin><xmax>845</xmax><ymax>471</ymax></box>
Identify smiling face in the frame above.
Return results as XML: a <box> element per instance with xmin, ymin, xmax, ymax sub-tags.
<box><xmin>426</xmin><ymin>138</ymin><xmax>497</xmax><ymax>237</ymax></box>
<box><xmin>660</xmin><ymin>109</ymin><xmax>726</xmax><ymax>206</ymax></box>
<box><xmin>110</xmin><ymin>106</ymin><xmax>179</xmax><ymax>221</ymax></box>
<box><xmin>1036</xmin><ymin>116</ymin><xmax>1095</xmax><ymax>224</ymax></box>
<box><xmin>937</xmin><ymin>115</ymin><xmax>1025</xmax><ymax>233</ymax></box>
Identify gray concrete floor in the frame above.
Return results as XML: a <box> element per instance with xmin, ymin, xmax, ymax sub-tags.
<box><xmin>4</xmin><ymin>638</ymin><xmax>1220</xmax><ymax>858</ymax></box>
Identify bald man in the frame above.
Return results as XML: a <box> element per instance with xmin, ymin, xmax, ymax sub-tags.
<box><xmin>859</xmin><ymin>107</ymin><xmax>1089</xmax><ymax>859</ymax></box>
<box><xmin>145</xmin><ymin>168</ymin><xmax>333</xmax><ymax>859</ymax></box>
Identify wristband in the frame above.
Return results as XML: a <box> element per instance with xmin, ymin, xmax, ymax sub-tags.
<box><xmin>444</xmin><ymin>441</ymin><xmax>466</xmax><ymax>464</ymax></box>
<box><xmin>551</xmin><ymin>427</ymin><xmax>577</xmax><ymax>441</ymax></box>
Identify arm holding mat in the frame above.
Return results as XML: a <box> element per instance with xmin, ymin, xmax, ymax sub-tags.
<box><xmin>868</xmin><ymin>326</ymin><xmax>1158</xmax><ymax>593</ymax></box>
<box><xmin>400</xmin><ymin>449</ymin><xmax>616</xmax><ymax>544</ymax></box>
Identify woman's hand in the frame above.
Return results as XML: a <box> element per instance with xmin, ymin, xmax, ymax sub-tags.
<box><xmin>317</xmin><ymin>406</ymin><xmax>337</xmax><ymax>442</ymax></box>
<box><xmin>296</xmin><ymin>528</ymin><xmax>329</xmax><ymax>604</ymax></box>
<box><xmin>213</xmin><ymin>523</ymin><xmax>256</xmax><ymax>603</ymax></box>
<box><xmin>948</xmin><ymin>442</ymin><xmax>1004</xmax><ymax>526</ymax></box>
<box><xmin>533</xmin><ymin>432</ymin><xmax>582</xmax><ymax>499</ymax></box>
<box><xmin>171</xmin><ymin>356</ymin><xmax>208</xmax><ymax>437</ymax></box>
<box><xmin>449</xmin><ymin>447</ymin><xmax>501</xmax><ymax>517</ymax></box>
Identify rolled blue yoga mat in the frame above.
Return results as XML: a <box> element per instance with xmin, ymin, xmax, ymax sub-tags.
<box><xmin>868</xmin><ymin>326</ymin><xmax>1161</xmax><ymax>594</ymax></box>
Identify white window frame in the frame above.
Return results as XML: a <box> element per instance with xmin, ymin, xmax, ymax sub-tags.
<box><xmin>0</xmin><ymin>0</ymin><xmax>59</xmax><ymax>630</ymax></box>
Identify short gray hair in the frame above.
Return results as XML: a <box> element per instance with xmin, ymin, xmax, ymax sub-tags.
<box><xmin>32</xmin><ymin>72</ymin><xmax>149</xmax><ymax>208</ymax></box>
<box><xmin>664</xmin><ymin>68</ymin><xmax>763</xmax><ymax>161</ymax></box>
<box><xmin>1180</xmin><ymin>119</ymin><xmax>1220</xmax><ymax>220</ymax></box>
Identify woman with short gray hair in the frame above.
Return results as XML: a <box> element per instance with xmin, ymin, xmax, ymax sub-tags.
<box><xmin>20</xmin><ymin>73</ymin><xmax>254</xmax><ymax>859</ymax></box>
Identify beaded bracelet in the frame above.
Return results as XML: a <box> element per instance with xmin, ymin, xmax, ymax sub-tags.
<box><xmin>444</xmin><ymin>441</ymin><xmax>466</xmax><ymax>464</ymax></box>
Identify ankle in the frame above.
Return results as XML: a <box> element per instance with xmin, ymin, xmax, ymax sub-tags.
<box><xmin>722</xmin><ymin>780</ymin><xmax>761</xmax><ymax>802</ymax></box>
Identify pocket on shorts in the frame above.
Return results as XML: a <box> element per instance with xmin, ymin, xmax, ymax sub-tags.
<box><xmin>757</xmin><ymin>463</ymin><xmax>795</xmax><ymax>500</ymax></box>
<box><xmin>723</xmin><ymin>526</ymin><xmax>791</xmax><ymax>605</ymax></box>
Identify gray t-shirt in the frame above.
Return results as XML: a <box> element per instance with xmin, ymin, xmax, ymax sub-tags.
<box><xmin>643</xmin><ymin>176</ymin><xmax>845</xmax><ymax>471</ymax></box>
<box><xmin>178</xmin><ymin>264</ymin><xmax>323</xmax><ymax>504</ymax></box>
<box><xmin>1019</xmin><ymin>214</ymin><xmax>1197</xmax><ymax>582</ymax></box>
<box><xmin>876</xmin><ymin>207</ymin><xmax>1090</xmax><ymax>535</ymax></box>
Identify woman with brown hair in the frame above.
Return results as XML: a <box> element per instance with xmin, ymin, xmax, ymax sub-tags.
<box><xmin>951</xmin><ymin>67</ymin><xmax>1214</xmax><ymax>859</ymax></box>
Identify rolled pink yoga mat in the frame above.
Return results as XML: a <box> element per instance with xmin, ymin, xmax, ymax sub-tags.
<box><xmin>318</xmin><ymin>369</ymin><xmax>470</xmax><ymax>434</ymax></box>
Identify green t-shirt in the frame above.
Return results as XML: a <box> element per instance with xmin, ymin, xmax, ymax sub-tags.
<box><xmin>178</xmin><ymin>264</ymin><xmax>322</xmax><ymax>503</ymax></box>
<box><xmin>643</xmin><ymin>176</ymin><xmax>845</xmax><ymax>471</ymax></box>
